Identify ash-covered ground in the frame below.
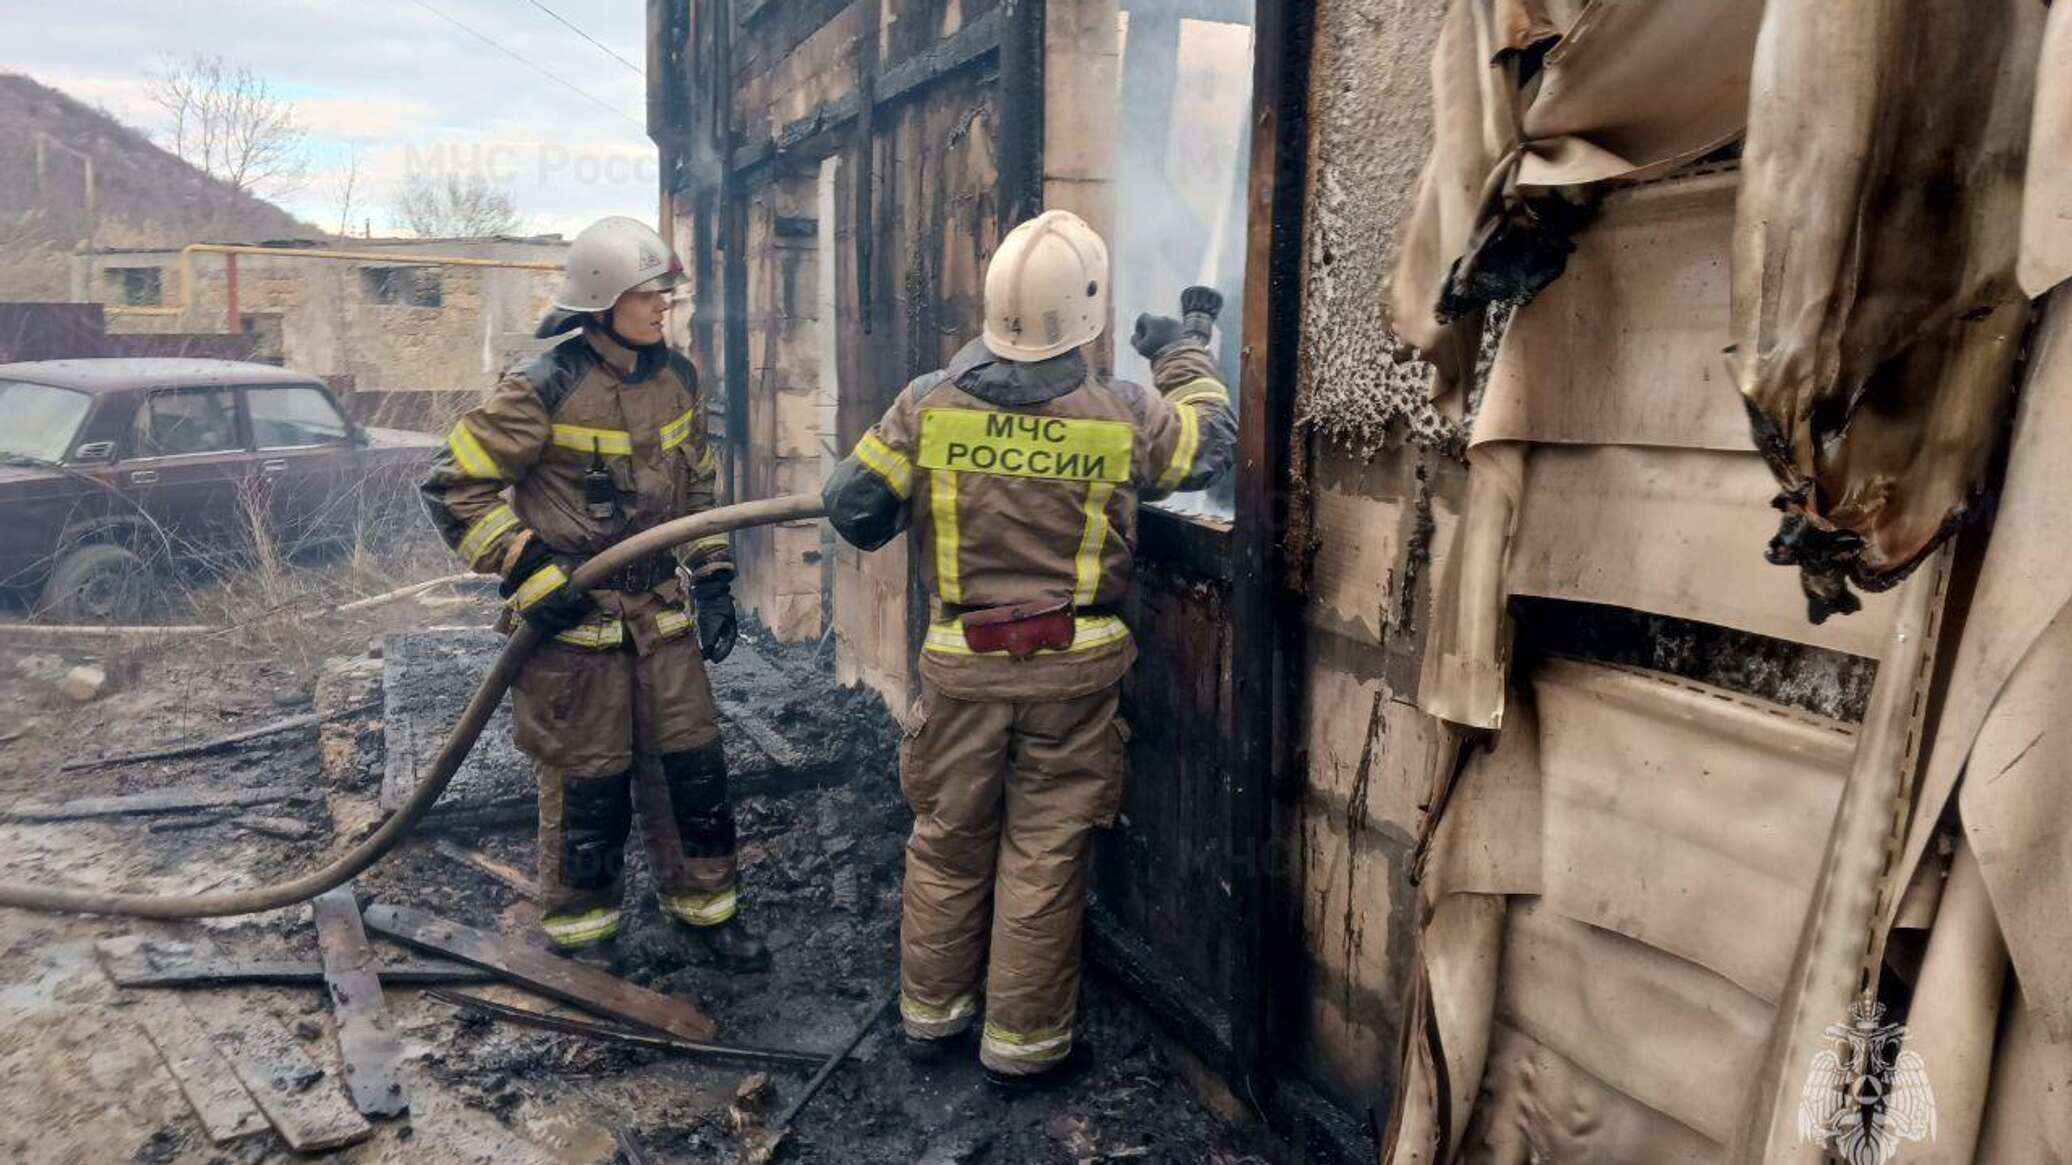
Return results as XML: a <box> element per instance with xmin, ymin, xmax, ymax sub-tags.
<box><xmin>359</xmin><ymin>625</ymin><xmax>1259</xmax><ymax>1164</ymax></box>
<box><xmin>0</xmin><ymin>598</ymin><xmax>1270</xmax><ymax>1165</ymax></box>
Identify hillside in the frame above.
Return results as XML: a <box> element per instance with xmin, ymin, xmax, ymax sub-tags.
<box><xmin>0</xmin><ymin>72</ymin><xmax>316</xmax><ymax>299</ymax></box>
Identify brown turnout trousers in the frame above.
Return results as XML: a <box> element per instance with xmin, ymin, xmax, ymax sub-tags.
<box><xmin>899</xmin><ymin>685</ymin><xmax>1127</xmax><ymax>1074</ymax></box>
<box><xmin>513</xmin><ymin>614</ymin><xmax>739</xmax><ymax>946</ymax></box>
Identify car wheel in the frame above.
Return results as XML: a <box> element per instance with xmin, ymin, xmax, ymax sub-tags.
<box><xmin>37</xmin><ymin>543</ymin><xmax>149</xmax><ymax>624</ymax></box>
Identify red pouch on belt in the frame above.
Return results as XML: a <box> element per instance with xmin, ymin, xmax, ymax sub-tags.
<box><xmin>961</xmin><ymin>600</ymin><xmax>1075</xmax><ymax>660</ymax></box>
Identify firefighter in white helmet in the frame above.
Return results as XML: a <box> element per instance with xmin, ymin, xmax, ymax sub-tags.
<box><xmin>421</xmin><ymin>216</ymin><xmax>767</xmax><ymax>971</ymax></box>
<box><xmin>822</xmin><ymin>209</ymin><xmax>1236</xmax><ymax>1087</ymax></box>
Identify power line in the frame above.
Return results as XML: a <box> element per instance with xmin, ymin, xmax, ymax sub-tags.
<box><xmin>520</xmin><ymin>0</ymin><xmax>646</xmax><ymax>77</ymax></box>
<box><xmin>402</xmin><ymin>0</ymin><xmax>644</xmax><ymax>129</ymax></box>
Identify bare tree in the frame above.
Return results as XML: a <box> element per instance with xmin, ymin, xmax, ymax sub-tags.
<box><xmin>388</xmin><ymin>170</ymin><xmax>526</xmax><ymax>238</ymax></box>
<box><xmin>324</xmin><ymin>145</ymin><xmax>361</xmax><ymax>238</ymax></box>
<box><xmin>145</xmin><ymin>53</ymin><xmax>309</xmax><ymax>221</ymax></box>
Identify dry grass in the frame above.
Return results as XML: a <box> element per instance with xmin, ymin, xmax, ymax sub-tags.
<box><xmin>5</xmin><ymin>460</ymin><xmax>479</xmax><ymax>679</ymax></box>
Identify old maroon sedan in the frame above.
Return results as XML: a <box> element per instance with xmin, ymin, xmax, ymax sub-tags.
<box><xmin>0</xmin><ymin>358</ymin><xmax>439</xmax><ymax>620</ymax></box>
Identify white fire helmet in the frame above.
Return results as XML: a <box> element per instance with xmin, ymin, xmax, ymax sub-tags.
<box><xmin>982</xmin><ymin>210</ymin><xmax>1109</xmax><ymax>363</ymax></box>
<box><xmin>553</xmin><ymin>216</ymin><xmax>686</xmax><ymax>313</ymax></box>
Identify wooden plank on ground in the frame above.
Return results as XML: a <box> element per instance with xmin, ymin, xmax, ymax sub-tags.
<box><xmin>311</xmin><ymin>887</ymin><xmax>410</xmax><ymax>1117</ymax></box>
<box><xmin>431</xmin><ymin>839</ymin><xmax>536</xmax><ymax>897</ymax></box>
<box><xmin>136</xmin><ymin>1003</ymin><xmax>269</xmax><ymax>1144</ymax></box>
<box><xmin>109</xmin><ymin>958</ymin><xmax>494</xmax><ymax>989</ymax></box>
<box><xmin>363</xmin><ymin>904</ymin><xmax>717</xmax><ymax>1041</ymax></box>
<box><xmin>111</xmin><ymin>957</ymin><xmax>499</xmax><ymax>982</ymax></box>
<box><xmin>98</xmin><ymin>935</ymin><xmax>370</xmax><ymax>1150</ymax></box>
<box><xmin>197</xmin><ymin>1003</ymin><xmax>372</xmax><ymax>1152</ymax></box>
<box><xmin>59</xmin><ymin>700</ymin><xmax>376</xmax><ymax>772</ymax></box>
<box><xmin>4</xmin><ymin>785</ymin><xmax>296</xmax><ymax>822</ymax></box>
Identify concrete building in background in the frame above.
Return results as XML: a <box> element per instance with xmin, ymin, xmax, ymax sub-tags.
<box><xmin>70</xmin><ymin>235</ymin><xmax>568</xmax><ymax>430</ymax></box>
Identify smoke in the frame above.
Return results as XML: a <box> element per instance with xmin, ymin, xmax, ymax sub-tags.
<box><xmin>1111</xmin><ymin>7</ymin><xmax>1253</xmax><ymax>380</ymax></box>
<box><xmin>1110</xmin><ymin>5</ymin><xmax>1254</xmax><ymax>516</ymax></box>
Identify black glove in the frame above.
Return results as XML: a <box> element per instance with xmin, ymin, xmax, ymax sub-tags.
<box><xmin>693</xmin><ymin>575</ymin><xmax>738</xmax><ymax>663</ymax></box>
<box><xmin>1131</xmin><ymin>313</ymin><xmax>1188</xmax><ymax>361</ymax></box>
<box><xmin>1180</xmin><ymin>285</ymin><xmax>1223</xmax><ymax>343</ymax></box>
<box><xmin>501</xmin><ymin>542</ymin><xmax>593</xmax><ymax>637</ymax></box>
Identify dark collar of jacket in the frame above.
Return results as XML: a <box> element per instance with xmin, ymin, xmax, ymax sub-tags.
<box><xmin>946</xmin><ymin>336</ymin><xmax>1086</xmax><ymax>406</ymax></box>
<box><xmin>583</xmin><ymin>325</ymin><xmax>669</xmax><ymax>383</ymax></box>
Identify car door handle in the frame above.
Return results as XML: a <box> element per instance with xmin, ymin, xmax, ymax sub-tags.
<box><xmin>127</xmin><ymin>469</ymin><xmax>158</xmax><ymax>485</ymax></box>
<box><xmin>260</xmin><ymin>459</ymin><xmax>289</xmax><ymax>474</ymax></box>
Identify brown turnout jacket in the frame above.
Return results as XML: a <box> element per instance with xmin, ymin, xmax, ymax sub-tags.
<box><xmin>420</xmin><ymin>327</ymin><xmax>733</xmax><ymax>650</ymax></box>
<box><xmin>824</xmin><ymin>336</ymin><xmax>1235</xmax><ymax>700</ymax></box>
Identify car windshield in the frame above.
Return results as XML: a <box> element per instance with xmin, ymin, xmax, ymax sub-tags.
<box><xmin>0</xmin><ymin>379</ymin><xmax>93</xmax><ymax>463</ymax></box>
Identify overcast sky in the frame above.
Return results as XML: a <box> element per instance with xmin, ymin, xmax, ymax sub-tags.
<box><xmin>0</xmin><ymin>0</ymin><xmax>658</xmax><ymax>238</ymax></box>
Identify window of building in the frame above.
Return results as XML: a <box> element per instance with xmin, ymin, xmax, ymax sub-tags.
<box><xmin>106</xmin><ymin>266</ymin><xmax>163</xmax><ymax>307</ymax></box>
<box><xmin>130</xmin><ymin>388</ymin><xmax>240</xmax><ymax>457</ymax></box>
<box><xmin>360</xmin><ymin>265</ymin><xmax>443</xmax><ymax>308</ymax></box>
<box><xmin>246</xmin><ymin>385</ymin><xmax>350</xmax><ymax>448</ymax></box>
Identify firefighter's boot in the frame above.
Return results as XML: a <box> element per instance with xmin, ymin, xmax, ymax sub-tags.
<box><xmin>982</xmin><ymin>1043</ymin><xmax>1090</xmax><ymax>1093</ymax></box>
<box><xmin>681</xmin><ymin>916</ymin><xmax>770</xmax><ymax>972</ymax></box>
<box><xmin>549</xmin><ymin>936</ymin><xmax>624</xmax><ymax>975</ymax></box>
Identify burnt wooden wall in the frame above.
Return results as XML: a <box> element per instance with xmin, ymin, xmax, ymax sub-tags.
<box><xmin>654</xmin><ymin>2</ymin><xmax>1364</xmax><ymax>1155</ymax></box>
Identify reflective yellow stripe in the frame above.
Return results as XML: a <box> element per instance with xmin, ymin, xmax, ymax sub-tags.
<box><xmin>457</xmin><ymin>503</ymin><xmax>520</xmax><ymax>569</ymax></box>
<box><xmin>1167</xmin><ymin>377</ymin><xmax>1229</xmax><ymax>410</ymax></box>
<box><xmin>981</xmin><ymin>1021</ymin><xmax>1073</xmax><ymax>1064</ymax></box>
<box><xmin>541</xmin><ymin>908</ymin><xmax>621</xmax><ymax>947</ymax></box>
<box><xmin>551</xmin><ymin>423</ymin><xmax>634</xmax><ymax>456</ymax></box>
<box><xmin>653</xmin><ymin>608</ymin><xmax>691</xmax><ymax>639</ymax></box>
<box><xmin>694</xmin><ymin>446</ymin><xmax>720</xmax><ymax>479</ymax></box>
<box><xmin>923</xmin><ymin>613</ymin><xmax>1130</xmax><ymax>657</ymax></box>
<box><xmin>660</xmin><ymin>886</ymin><xmax>739</xmax><ymax>926</ymax></box>
<box><xmin>446</xmin><ymin>422</ymin><xmax>503</xmax><ymax>480</ymax></box>
<box><xmin>900</xmin><ymin>993</ymin><xmax>977</xmax><ymax>1023</ymax></box>
<box><xmin>854</xmin><ymin>432</ymin><xmax>913</xmax><ymax>499</ymax></box>
<box><xmin>1072</xmin><ymin>482</ymin><xmax>1116</xmax><ymax>607</ymax></box>
<box><xmin>916</xmin><ymin>408</ymin><xmax>1131</xmax><ymax>484</ymax></box>
<box><xmin>1156</xmin><ymin>401</ymin><xmax>1203</xmax><ymax>493</ymax></box>
<box><xmin>929</xmin><ymin>470</ymin><xmax>963</xmax><ymax>604</ymax></box>
<box><xmin>553</xmin><ymin>616</ymin><xmax>625</xmax><ymax>649</ymax></box>
<box><xmin>686</xmin><ymin>533</ymin><xmax>730</xmax><ymax>558</ymax></box>
<box><xmin>901</xmin><ymin>992</ymin><xmax>977</xmax><ymax>1036</ymax></box>
<box><xmin>510</xmin><ymin>562</ymin><xmax>569</xmax><ymax>611</ymax></box>
<box><xmin>660</xmin><ymin>408</ymin><xmax>698</xmax><ymax>450</ymax></box>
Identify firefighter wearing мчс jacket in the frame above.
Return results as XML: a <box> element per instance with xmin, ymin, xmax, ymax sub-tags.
<box><xmin>822</xmin><ymin>209</ymin><xmax>1236</xmax><ymax>1088</ymax></box>
<box><xmin>419</xmin><ymin>216</ymin><xmax>767</xmax><ymax>973</ymax></box>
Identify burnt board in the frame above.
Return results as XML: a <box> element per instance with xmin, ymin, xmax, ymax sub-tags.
<box><xmin>363</xmin><ymin>905</ymin><xmax>718</xmax><ymax>1042</ymax></box>
<box><xmin>311</xmin><ymin>887</ymin><xmax>410</xmax><ymax>1117</ymax></box>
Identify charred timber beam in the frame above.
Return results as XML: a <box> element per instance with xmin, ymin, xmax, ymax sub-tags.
<box><xmin>1084</xmin><ymin>902</ymin><xmax>1233</xmax><ymax>1067</ymax></box>
<box><xmin>718</xmin><ymin>0</ymin><xmax>751</xmax><ymax>502</ymax></box>
<box><xmin>855</xmin><ymin>2</ymin><xmax>879</xmax><ymax>335</ymax></box>
<box><xmin>1229</xmin><ymin>0</ymin><xmax>1313</xmax><ymax>1108</ymax></box>
<box><xmin>996</xmin><ymin>0</ymin><xmax>1045</xmax><ymax>229</ymax></box>
<box><xmin>728</xmin><ymin>7</ymin><xmax>1005</xmax><ymax>178</ymax></box>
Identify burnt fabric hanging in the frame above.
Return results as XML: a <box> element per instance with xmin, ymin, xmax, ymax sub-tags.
<box><xmin>1730</xmin><ymin>0</ymin><xmax>2042</xmax><ymax>623</ymax></box>
<box><xmin>1388</xmin><ymin>0</ymin><xmax>1763</xmax><ymax>400</ymax></box>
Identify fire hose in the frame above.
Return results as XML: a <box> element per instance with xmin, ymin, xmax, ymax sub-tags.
<box><xmin>0</xmin><ymin>494</ymin><xmax>827</xmax><ymax>919</ymax></box>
